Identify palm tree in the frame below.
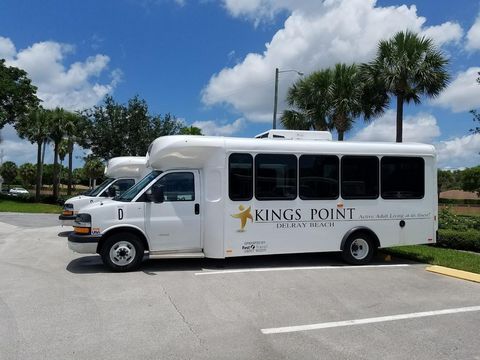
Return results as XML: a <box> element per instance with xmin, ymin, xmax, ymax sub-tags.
<box><xmin>14</xmin><ymin>108</ymin><xmax>50</xmax><ymax>201</ymax></box>
<box><xmin>281</xmin><ymin>69</ymin><xmax>333</xmax><ymax>131</ymax></box>
<box><xmin>282</xmin><ymin>64</ymin><xmax>388</xmax><ymax>140</ymax></box>
<box><xmin>329</xmin><ymin>64</ymin><xmax>363</xmax><ymax>140</ymax></box>
<box><xmin>48</xmin><ymin>108</ymin><xmax>68</xmax><ymax>201</ymax></box>
<box><xmin>362</xmin><ymin>30</ymin><xmax>449</xmax><ymax>142</ymax></box>
<box><xmin>63</xmin><ymin>112</ymin><xmax>90</xmax><ymax>195</ymax></box>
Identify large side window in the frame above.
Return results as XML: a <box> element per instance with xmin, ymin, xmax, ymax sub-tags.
<box><xmin>107</xmin><ymin>178</ymin><xmax>135</xmax><ymax>197</ymax></box>
<box><xmin>152</xmin><ymin>172</ymin><xmax>194</xmax><ymax>201</ymax></box>
<box><xmin>381</xmin><ymin>157</ymin><xmax>424</xmax><ymax>199</ymax></box>
<box><xmin>341</xmin><ymin>156</ymin><xmax>379</xmax><ymax>199</ymax></box>
<box><xmin>299</xmin><ymin>155</ymin><xmax>339</xmax><ymax>199</ymax></box>
<box><xmin>255</xmin><ymin>154</ymin><xmax>297</xmax><ymax>200</ymax></box>
<box><xmin>229</xmin><ymin>153</ymin><xmax>253</xmax><ymax>201</ymax></box>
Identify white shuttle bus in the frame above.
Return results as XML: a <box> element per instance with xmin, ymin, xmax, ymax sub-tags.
<box><xmin>59</xmin><ymin>156</ymin><xmax>148</xmax><ymax>226</ymax></box>
<box><xmin>68</xmin><ymin>131</ymin><xmax>437</xmax><ymax>271</ymax></box>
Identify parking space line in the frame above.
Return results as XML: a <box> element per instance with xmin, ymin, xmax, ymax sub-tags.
<box><xmin>195</xmin><ymin>264</ymin><xmax>410</xmax><ymax>276</ymax></box>
<box><xmin>261</xmin><ymin>305</ymin><xmax>480</xmax><ymax>334</ymax></box>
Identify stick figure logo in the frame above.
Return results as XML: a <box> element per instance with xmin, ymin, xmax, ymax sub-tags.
<box><xmin>231</xmin><ymin>205</ymin><xmax>253</xmax><ymax>232</ymax></box>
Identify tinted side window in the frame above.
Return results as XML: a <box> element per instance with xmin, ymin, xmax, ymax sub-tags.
<box><xmin>229</xmin><ymin>153</ymin><xmax>253</xmax><ymax>201</ymax></box>
<box><xmin>110</xmin><ymin>179</ymin><xmax>135</xmax><ymax>196</ymax></box>
<box><xmin>152</xmin><ymin>172</ymin><xmax>194</xmax><ymax>201</ymax></box>
<box><xmin>341</xmin><ymin>156</ymin><xmax>379</xmax><ymax>199</ymax></box>
<box><xmin>255</xmin><ymin>154</ymin><xmax>297</xmax><ymax>200</ymax></box>
<box><xmin>381</xmin><ymin>157</ymin><xmax>424</xmax><ymax>199</ymax></box>
<box><xmin>299</xmin><ymin>155</ymin><xmax>339</xmax><ymax>199</ymax></box>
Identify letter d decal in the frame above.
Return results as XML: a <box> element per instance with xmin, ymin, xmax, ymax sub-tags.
<box><xmin>118</xmin><ymin>208</ymin><xmax>124</xmax><ymax>220</ymax></box>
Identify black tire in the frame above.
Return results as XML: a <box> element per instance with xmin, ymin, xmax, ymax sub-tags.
<box><xmin>100</xmin><ymin>232</ymin><xmax>145</xmax><ymax>272</ymax></box>
<box><xmin>341</xmin><ymin>232</ymin><xmax>375</xmax><ymax>265</ymax></box>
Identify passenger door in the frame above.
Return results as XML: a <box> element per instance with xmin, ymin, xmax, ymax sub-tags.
<box><xmin>145</xmin><ymin>170</ymin><xmax>201</xmax><ymax>252</ymax></box>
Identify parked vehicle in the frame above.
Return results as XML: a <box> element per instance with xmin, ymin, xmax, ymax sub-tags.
<box><xmin>9</xmin><ymin>187</ymin><xmax>29</xmax><ymax>196</ymax></box>
<box><xmin>68</xmin><ymin>131</ymin><xmax>437</xmax><ymax>271</ymax></box>
<box><xmin>59</xmin><ymin>156</ymin><xmax>149</xmax><ymax>226</ymax></box>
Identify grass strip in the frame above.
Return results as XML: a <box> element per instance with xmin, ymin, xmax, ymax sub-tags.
<box><xmin>0</xmin><ymin>200</ymin><xmax>62</xmax><ymax>214</ymax></box>
<box><xmin>383</xmin><ymin>245</ymin><xmax>480</xmax><ymax>275</ymax></box>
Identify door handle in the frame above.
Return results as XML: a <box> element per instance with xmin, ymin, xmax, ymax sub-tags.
<box><xmin>195</xmin><ymin>203</ymin><xmax>200</xmax><ymax>215</ymax></box>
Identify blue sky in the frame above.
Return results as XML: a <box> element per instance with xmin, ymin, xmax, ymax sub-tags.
<box><xmin>0</xmin><ymin>0</ymin><xmax>479</xmax><ymax>169</ymax></box>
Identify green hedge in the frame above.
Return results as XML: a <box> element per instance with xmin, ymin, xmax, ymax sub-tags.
<box><xmin>439</xmin><ymin>198</ymin><xmax>480</xmax><ymax>205</ymax></box>
<box><xmin>438</xmin><ymin>207</ymin><xmax>480</xmax><ymax>230</ymax></box>
<box><xmin>437</xmin><ymin>229</ymin><xmax>480</xmax><ymax>253</ymax></box>
<box><xmin>0</xmin><ymin>192</ymin><xmax>68</xmax><ymax>205</ymax></box>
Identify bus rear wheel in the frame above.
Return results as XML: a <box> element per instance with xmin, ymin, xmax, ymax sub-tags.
<box><xmin>101</xmin><ymin>232</ymin><xmax>144</xmax><ymax>272</ymax></box>
<box><xmin>342</xmin><ymin>232</ymin><xmax>375</xmax><ymax>265</ymax></box>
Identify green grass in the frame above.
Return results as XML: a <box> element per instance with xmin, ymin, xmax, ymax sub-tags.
<box><xmin>0</xmin><ymin>200</ymin><xmax>62</xmax><ymax>214</ymax></box>
<box><xmin>383</xmin><ymin>245</ymin><xmax>480</xmax><ymax>274</ymax></box>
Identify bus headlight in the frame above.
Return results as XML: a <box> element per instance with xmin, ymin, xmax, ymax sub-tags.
<box><xmin>62</xmin><ymin>203</ymin><xmax>74</xmax><ymax>216</ymax></box>
<box><xmin>74</xmin><ymin>213</ymin><xmax>92</xmax><ymax>234</ymax></box>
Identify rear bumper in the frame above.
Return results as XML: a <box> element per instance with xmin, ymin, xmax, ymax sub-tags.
<box><xmin>68</xmin><ymin>232</ymin><xmax>101</xmax><ymax>254</ymax></box>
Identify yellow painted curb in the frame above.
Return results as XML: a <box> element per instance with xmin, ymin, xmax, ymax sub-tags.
<box><xmin>426</xmin><ymin>265</ymin><xmax>480</xmax><ymax>283</ymax></box>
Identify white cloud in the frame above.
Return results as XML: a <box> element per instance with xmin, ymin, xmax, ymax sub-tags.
<box><xmin>352</xmin><ymin>110</ymin><xmax>480</xmax><ymax>167</ymax></box>
<box><xmin>432</xmin><ymin>67</ymin><xmax>480</xmax><ymax>112</ymax></box>
<box><xmin>352</xmin><ymin>110</ymin><xmax>441</xmax><ymax>143</ymax></box>
<box><xmin>420</xmin><ymin>21</ymin><xmax>463</xmax><ymax>46</ymax></box>
<box><xmin>0</xmin><ymin>36</ymin><xmax>16</xmax><ymax>59</ymax></box>
<box><xmin>192</xmin><ymin>118</ymin><xmax>245</xmax><ymax>136</ymax></box>
<box><xmin>0</xmin><ymin>124</ymin><xmax>90</xmax><ymax>167</ymax></box>
<box><xmin>204</xmin><ymin>0</ymin><xmax>461</xmax><ymax>122</ymax></box>
<box><xmin>466</xmin><ymin>15</ymin><xmax>480</xmax><ymax>51</ymax></box>
<box><xmin>1</xmin><ymin>36</ymin><xmax>121</xmax><ymax>111</ymax></box>
<box><xmin>0</xmin><ymin>124</ymin><xmax>49</xmax><ymax>165</ymax></box>
<box><xmin>436</xmin><ymin>133</ymin><xmax>480</xmax><ymax>168</ymax></box>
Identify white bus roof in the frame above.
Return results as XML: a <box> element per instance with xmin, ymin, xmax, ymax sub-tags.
<box><xmin>105</xmin><ymin>156</ymin><xmax>148</xmax><ymax>178</ymax></box>
<box><xmin>147</xmin><ymin>135</ymin><xmax>436</xmax><ymax>170</ymax></box>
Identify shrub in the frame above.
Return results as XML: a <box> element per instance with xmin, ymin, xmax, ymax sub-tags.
<box><xmin>437</xmin><ymin>229</ymin><xmax>480</xmax><ymax>253</ymax></box>
<box><xmin>0</xmin><ymin>192</ymin><xmax>67</xmax><ymax>205</ymax></box>
<box><xmin>439</xmin><ymin>198</ymin><xmax>480</xmax><ymax>205</ymax></box>
<box><xmin>438</xmin><ymin>207</ymin><xmax>480</xmax><ymax>231</ymax></box>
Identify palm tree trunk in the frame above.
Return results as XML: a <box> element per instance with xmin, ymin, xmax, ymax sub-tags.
<box><xmin>396</xmin><ymin>94</ymin><xmax>404</xmax><ymax>143</ymax></box>
<box><xmin>35</xmin><ymin>141</ymin><xmax>42</xmax><ymax>202</ymax></box>
<box><xmin>67</xmin><ymin>140</ymin><xmax>73</xmax><ymax>195</ymax></box>
<box><xmin>337</xmin><ymin>131</ymin><xmax>344</xmax><ymax>141</ymax></box>
<box><xmin>53</xmin><ymin>141</ymin><xmax>59</xmax><ymax>200</ymax></box>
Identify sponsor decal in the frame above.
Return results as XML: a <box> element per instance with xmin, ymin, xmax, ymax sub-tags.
<box><xmin>242</xmin><ymin>241</ymin><xmax>267</xmax><ymax>253</ymax></box>
<box><xmin>92</xmin><ymin>227</ymin><xmax>101</xmax><ymax>235</ymax></box>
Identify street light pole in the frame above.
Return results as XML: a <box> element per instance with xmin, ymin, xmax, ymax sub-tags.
<box><xmin>273</xmin><ymin>68</ymin><xmax>279</xmax><ymax>129</ymax></box>
<box><xmin>272</xmin><ymin>68</ymin><xmax>303</xmax><ymax>130</ymax></box>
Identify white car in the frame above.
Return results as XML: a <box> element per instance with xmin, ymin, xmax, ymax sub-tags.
<box><xmin>9</xmin><ymin>187</ymin><xmax>29</xmax><ymax>196</ymax></box>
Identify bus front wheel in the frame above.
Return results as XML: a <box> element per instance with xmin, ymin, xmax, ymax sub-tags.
<box><xmin>101</xmin><ymin>232</ymin><xmax>144</xmax><ymax>272</ymax></box>
<box><xmin>341</xmin><ymin>232</ymin><xmax>375</xmax><ymax>265</ymax></box>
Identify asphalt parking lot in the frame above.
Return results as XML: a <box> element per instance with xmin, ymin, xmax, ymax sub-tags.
<box><xmin>0</xmin><ymin>213</ymin><xmax>479</xmax><ymax>360</ymax></box>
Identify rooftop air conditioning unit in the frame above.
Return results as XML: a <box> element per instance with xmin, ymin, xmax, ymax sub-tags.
<box><xmin>255</xmin><ymin>129</ymin><xmax>332</xmax><ymax>141</ymax></box>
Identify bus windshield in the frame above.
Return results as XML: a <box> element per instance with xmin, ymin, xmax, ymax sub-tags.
<box><xmin>115</xmin><ymin>171</ymin><xmax>161</xmax><ymax>202</ymax></box>
<box><xmin>89</xmin><ymin>178</ymin><xmax>115</xmax><ymax>197</ymax></box>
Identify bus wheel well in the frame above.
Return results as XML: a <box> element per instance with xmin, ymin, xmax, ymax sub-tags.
<box><xmin>340</xmin><ymin>227</ymin><xmax>380</xmax><ymax>251</ymax></box>
<box><xmin>97</xmin><ymin>227</ymin><xmax>149</xmax><ymax>253</ymax></box>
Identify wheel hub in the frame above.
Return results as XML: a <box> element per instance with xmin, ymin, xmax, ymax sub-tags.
<box><xmin>350</xmin><ymin>238</ymin><xmax>369</xmax><ymax>260</ymax></box>
<box><xmin>109</xmin><ymin>241</ymin><xmax>136</xmax><ymax>266</ymax></box>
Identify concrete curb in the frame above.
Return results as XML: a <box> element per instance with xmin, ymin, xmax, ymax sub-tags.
<box><xmin>426</xmin><ymin>265</ymin><xmax>480</xmax><ymax>283</ymax></box>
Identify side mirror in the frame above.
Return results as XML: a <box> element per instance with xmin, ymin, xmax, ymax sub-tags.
<box><xmin>144</xmin><ymin>188</ymin><xmax>153</xmax><ymax>202</ymax></box>
<box><xmin>152</xmin><ymin>186</ymin><xmax>164</xmax><ymax>203</ymax></box>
